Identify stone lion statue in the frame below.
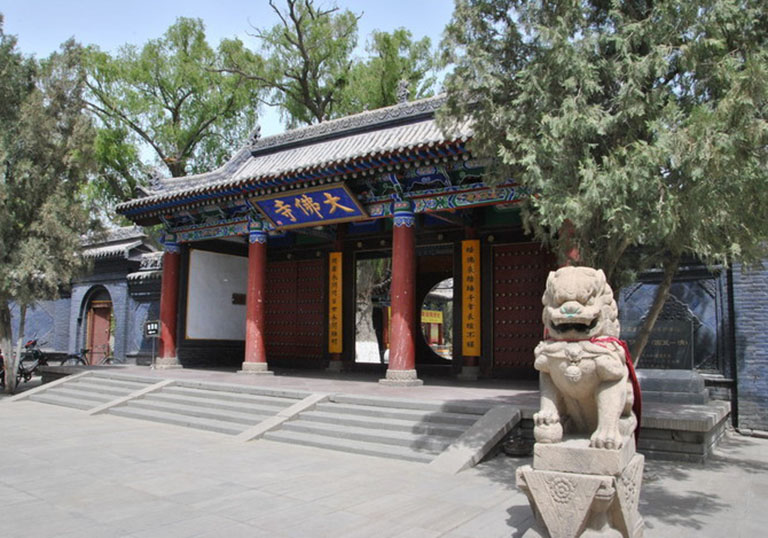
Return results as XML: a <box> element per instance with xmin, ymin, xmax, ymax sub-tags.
<box><xmin>533</xmin><ymin>266</ymin><xmax>639</xmax><ymax>449</ymax></box>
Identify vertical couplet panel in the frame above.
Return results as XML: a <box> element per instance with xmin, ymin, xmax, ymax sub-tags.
<box><xmin>328</xmin><ymin>252</ymin><xmax>343</xmax><ymax>354</ymax></box>
<box><xmin>462</xmin><ymin>240</ymin><xmax>481</xmax><ymax>357</ymax></box>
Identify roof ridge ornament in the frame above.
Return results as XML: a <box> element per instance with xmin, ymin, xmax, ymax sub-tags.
<box><xmin>397</xmin><ymin>79</ymin><xmax>409</xmax><ymax>104</ymax></box>
<box><xmin>247</xmin><ymin>124</ymin><xmax>262</xmax><ymax>149</ymax></box>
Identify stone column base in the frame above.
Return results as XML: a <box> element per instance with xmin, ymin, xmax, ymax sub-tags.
<box><xmin>378</xmin><ymin>369</ymin><xmax>423</xmax><ymax>386</ymax></box>
<box><xmin>153</xmin><ymin>357</ymin><xmax>182</xmax><ymax>369</ymax></box>
<box><xmin>237</xmin><ymin>362</ymin><xmax>274</xmax><ymax>375</ymax></box>
<box><xmin>457</xmin><ymin>365</ymin><xmax>480</xmax><ymax>381</ymax></box>
<box><xmin>325</xmin><ymin>360</ymin><xmax>343</xmax><ymax>373</ymax></box>
<box><xmin>516</xmin><ymin>437</ymin><xmax>644</xmax><ymax>538</ymax></box>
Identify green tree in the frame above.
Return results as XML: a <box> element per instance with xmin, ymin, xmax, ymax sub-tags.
<box><xmin>1</xmin><ymin>28</ymin><xmax>98</xmax><ymax>392</ymax></box>
<box><xmin>339</xmin><ymin>28</ymin><xmax>436</xmax><ymax>114</ymax></box>
<box><xmin>221</xmin><ymin>0</ymin><xmax>360</xmax><ymax>127</ymax></box>
<box><xmin>84</xmin><ymin>17</ymin><xmax>263</xmax><ymax>206</ymax></box>
<box><xmin>221</xmin><ymin>1</ymin><xmax>437</xmax><ymax>127</ymax></box>
<box><xmin>441</xmin><ymin>0</ymin><xmax>768</xmax><ymax>363</ymax></box>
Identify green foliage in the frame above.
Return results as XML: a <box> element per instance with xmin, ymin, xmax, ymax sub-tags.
<box><xmin>85</xmin><ymin>17</ymin><xmax>263</xmax><ymax>206</ymax></box>
<box><xmin>221</xmin><ymin>0</ymin><xmax>360</xmax><ymax>127</ymax></box>
<box><xmin>223</xmin><ymin>0</ymin><xmax>437</xmax><ymax>127</ymax></box>
<box><xmin>441</xmin><ymin>0</ymin><xmax>768</xmax><ymax>287</ymax></box>
<box><xmin>0</xmin><ymin>37</ymin><xmax>96</xmax><ymax>303</ymax></box>
<box><xmin>1</xmin><ymin>24</ymin><xmax>98</xmax><ymax>388</ymax></box>
<box><xmin>340</xmin><ymin>28</ymin><xmax>436</xmax><ymax>114</ymax></box>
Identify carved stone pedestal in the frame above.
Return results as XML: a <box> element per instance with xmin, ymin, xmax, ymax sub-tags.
<box><xmin>516</xmin><ymin>437</ymin><xmax>644</xmax><ymax>538</ymax></box>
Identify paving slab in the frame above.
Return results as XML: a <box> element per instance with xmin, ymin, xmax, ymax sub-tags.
<box><xmin>1</xmin><ymin>371</ymin><xmax>766</xmax><ymax>537</ymax></box>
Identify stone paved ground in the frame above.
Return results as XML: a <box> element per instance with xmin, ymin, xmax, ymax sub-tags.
<box><xmin>1</xmin><ymin>375</ymin><xmax>767</xmax><ymax>537</ymax></box>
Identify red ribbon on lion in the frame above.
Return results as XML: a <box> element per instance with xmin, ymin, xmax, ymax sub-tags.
<box><xmin>590</xmin><ymin>336</ymin><xmax>642</xmax><ymax>443</ymax></box>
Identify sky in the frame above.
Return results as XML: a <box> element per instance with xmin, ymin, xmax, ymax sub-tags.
<box><xmin>1</xmin><ymin>0</ymin><xmax>455</xmax><ymax>136</ymax></box>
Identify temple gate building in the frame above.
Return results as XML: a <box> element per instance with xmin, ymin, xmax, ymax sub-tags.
<box><xmin>115</xmin><ymin>93</ymin><xmax>760</xmax><ymax>428</ymax></box>
<box><xmin>116</xmin><ymin>96</ymin><xmax>553</xmax><ymax>384</ymax></box>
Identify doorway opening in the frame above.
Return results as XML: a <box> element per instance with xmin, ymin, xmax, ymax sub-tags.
<box><xmin>354</xmin><ymin>254</ymin><xmax>391</xmax><ymax>364</ymax></box>
<box><xmin>421</xmin><ymin>278</ymin><xmax>454</xmax><ymax>360</ymax></box>
<box><xmin>84</xmin><ymin>288</ymin><xmax>114</xmax><ymax>365</ymax></box>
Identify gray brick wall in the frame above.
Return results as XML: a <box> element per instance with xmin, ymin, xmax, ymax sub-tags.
<box><xmin>733</xmin><ymin>262</ymin><xmax>768</xmax><ymax>432</ymax></box>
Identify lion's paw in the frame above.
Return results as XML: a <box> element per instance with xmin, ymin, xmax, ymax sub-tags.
<box><xmin>590</xmin><ymin>426</ymin><xmax>623</xmax><ymax>450</ymax></box>
<box><xmin>533</xmin><ymin>409</ymin><xmax>560</xmax><ymax>426</ymax></box>
<box><xmin>534</xmin><ymin>421</ymin><xmax>563</xmax><ymax>444</ymax></box>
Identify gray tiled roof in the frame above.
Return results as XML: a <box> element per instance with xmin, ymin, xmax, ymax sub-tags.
<box><xmin>83</xmin><ymin>240</ymin><xmax>144</xmax><ymax>260</ymax></box>
<box><xmin>82</xmin><ymin>226</ymin><xmax>156</xmax><ymax>260</ymax></box>
<box><xmin>117</xmin><ymin>95</ymin><xmax>472</xmax><ymax>216</ymax></box>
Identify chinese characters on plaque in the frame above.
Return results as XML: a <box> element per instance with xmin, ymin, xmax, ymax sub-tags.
<box><xmin>462</xmin><ymin>240</ymin><xmax>481</xmax><ymax>356</ymax></box>
<box><xmin>253</xmin><ymin>185</ymin><xmax>367</xmax><ymax>230</ymax></box>
<box><xmin>328</xmin><ymin>252</ymin><xmax>343</xmax><ymax>354</ymax></box>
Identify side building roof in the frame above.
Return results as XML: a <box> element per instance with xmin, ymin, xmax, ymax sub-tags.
<box><xmin>116</xmin><ymin>95</ymin><xmax>472</xmax><ymax>225</ymax></box>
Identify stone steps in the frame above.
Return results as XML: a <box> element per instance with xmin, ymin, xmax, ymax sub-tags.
<box><xmin>121</xmin><ymin>397</ymin><xmax>282</xmax><ymax>426</ymax></box>
<box><xmin>108</xmin><ymin>406</ymin><xmax>246</xmax><ymax>435</ymax></box>
<box><xmin>299</xmin><ymin>409</ymin><xmax>468</xmax><ymax>437</ymax></box>
<box><xmin>313</xmin><ymin>401</ymin><xmax>481</xmax><ymax>426</ymax></box>
<box><xmin>17</xmin><ymin>372</ymin><xmax>514</xmax><ymax>469</ymax></box>
<box><xmin>274</xmin><ymin>419</ymin><xmax>456</xmax><ymax>452</ymax></box>
<box><xmin>147</xmin><ymin>388</ymin><xmax>294</xmax><ymax>411</ymax></box>
<box><xmin>262</xmin><ymin>395</ymin><xmax>488</xmax><ymax>464</ymax></box>
<box><xmin>105</xmin><ymin>383</ymin><xmax>301</xmax><ymax>435</ymax></box>
<box><xmin>26</xmin><ymin>374</ymin><xmax>157</xmax><ymax>410</ymax></box>
<box><xmin>262</xmin><ymin>430</ymin><xmax>436</xmax><ymax>464</ymax></box>
<box><xmin>27</xmin><ymin>392</ymin><xmax>96</xmax><ymax>410</ymax></box>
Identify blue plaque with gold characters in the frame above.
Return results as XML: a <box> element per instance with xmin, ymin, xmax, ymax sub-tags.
<box><xmin>253</xmin><ymin>184</ymin><xmax>367</xmax><ymax>230</ymax></box>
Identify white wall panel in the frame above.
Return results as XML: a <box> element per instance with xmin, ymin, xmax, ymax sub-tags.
<box><xmin>186</xmin><ymin>249</ymin><xmax>247</xmax><ymax>340</ymax></box>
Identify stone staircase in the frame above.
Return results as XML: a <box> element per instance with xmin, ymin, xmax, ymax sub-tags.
<box><xmin>11</xmin><ymin>372</ymin><xmax>520</xmax><ymax>470</ymax></box>
<box><xmin>107</xmin><ymin>383</ymin><xmax>305</xmax><ymax>435</ymax></box>
<box><xmin>27</xmin><ymin>374</ymin><xmax>156</xmax><ymax>410</ymax></box>
<box><xmin>263</xmin><ymin>394</ymin><xmax>489</xmax><ymax>463</ymax></box>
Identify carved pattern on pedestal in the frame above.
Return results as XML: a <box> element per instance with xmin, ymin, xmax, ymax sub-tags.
<box><xmin>547</xmin><ymin>476</ymin><xmax>577</xmax><ymax>504</ymax></box>
<box><xmin>521</xmin><ymin>468</ymin><xmax>603</xmax><ymax>538</ymax></box>
<box><xmin>615</xmin><ymin>454</ymin><xmax>645</xmax><ymax>535</ymax></box>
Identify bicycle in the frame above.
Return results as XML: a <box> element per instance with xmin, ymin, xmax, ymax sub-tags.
<box><xmin>89</xmin><ymin>344</ymin><xmax>115</xmax><ymax>365</ymax></box>
<box><xmin>60</xmin><ymin>348</ymin><xmax>89</xmax><ymax>367</ymax></box>
<box><xmin>16</xmin><ymin>339</ymin><xmax>51</xmax><ymax>384</ymax></box>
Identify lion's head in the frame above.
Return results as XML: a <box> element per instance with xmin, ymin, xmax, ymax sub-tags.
<box><xmin>542</xmin><ymin>266</ymin><xmax>619</xmax><ymax>340</ymax></box>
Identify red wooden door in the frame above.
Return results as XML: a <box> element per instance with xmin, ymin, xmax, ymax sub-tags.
<box><xmin>492</xmin><ymin>243</ymin><xmax>553</xmax><ymax>370</ymax></box>
<box><xmin>87</xmin><ymin>301</ymin><xmax>112</xmax><ymax>365</ymax></box>
<box><xmin>265</xmin><ymin>259</ymin><xmax>324</xmax><ymax>361</ymax></box>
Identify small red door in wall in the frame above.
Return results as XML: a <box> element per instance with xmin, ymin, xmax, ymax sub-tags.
<box><xmin>87</xmin><ymin>301</ymin><xmax>112</xmax><ymax>365</ymax></box>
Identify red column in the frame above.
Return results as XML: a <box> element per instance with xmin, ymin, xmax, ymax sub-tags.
<box><xmin>157</xmin><ymin>237</ymin><xmax>182</xmax><ymax>368</ymax></box>
<box><xmin>380</xmin><ymin>204</ymin><xmax>423</xmax><ymax>386</ymax></box>
<box><xmin>240</xmin><ymin>228</ymin><xmax>272</xmax><ymax>375</ymax></box>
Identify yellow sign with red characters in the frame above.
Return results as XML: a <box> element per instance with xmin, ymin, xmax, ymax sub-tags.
<box><xmin>462</xmin><ymin>240</ymin><xmax>481</xmax><ymax>356</ymax></box>
<box><xmin>328</xmin><ymin>252</ymin><xmax>343</xmax><ymax>353</ymax></box>
<box><xmin>421</xmin><ymin>309</ymin><xmax>443</xmax><ymax>324</ymax></box>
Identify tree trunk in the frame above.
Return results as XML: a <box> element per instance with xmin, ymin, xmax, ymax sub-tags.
<box><xmin>355</xmin><ymin>298</ymin><xmax>381</xmax><ymax>363</ymax></box>
<box><xmin>354</xmin><ymin>258</ymin><xmax>392</xmax><ymax>363</ymax></box>
<box><xmin>12</xmin><ymin>304</ymin><xmax>28</xmax><ymax>393</ymax></box>
<box><xmin>0</xmin><ymin>298</ymin><xmax>14</xmax><ymax>394</ymax></box>
<box><xmin>630</xmin><ymin>254</ymin><xmax>681</xmax><ymax>367</ymax></box>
